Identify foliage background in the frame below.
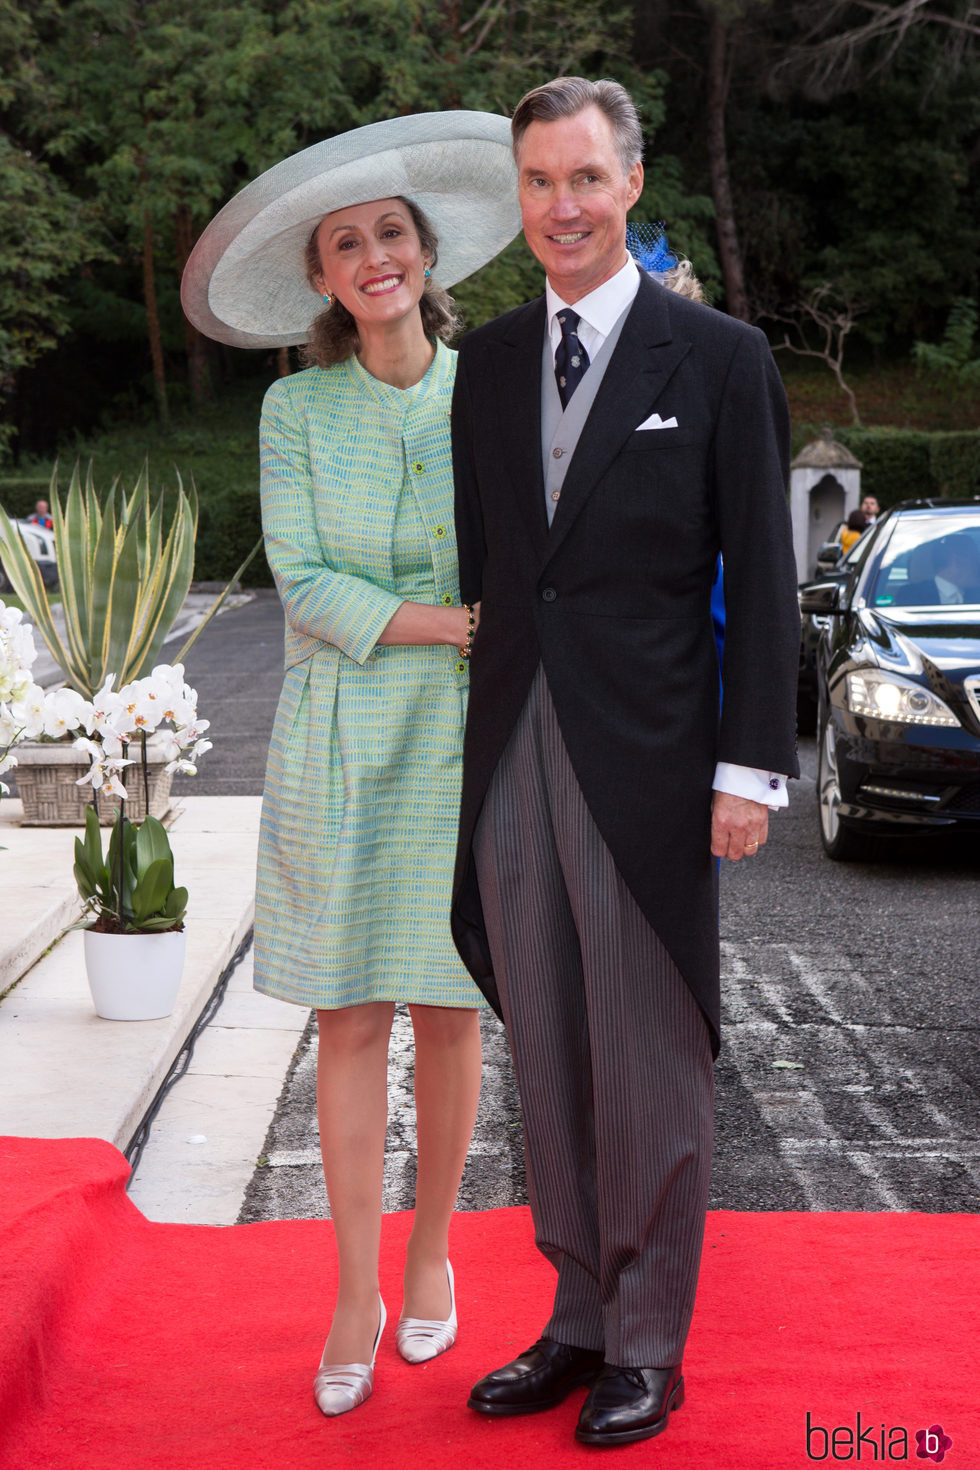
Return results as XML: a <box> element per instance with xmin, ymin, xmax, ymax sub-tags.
<box><xmin>1</xmin><ymin>0</ymin><xmax>978</xmax><ymax>581</ymax></box>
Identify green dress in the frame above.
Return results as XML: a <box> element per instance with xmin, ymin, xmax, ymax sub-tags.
<box><xmin>253</xmin><ymin>342</ymin><xmax>484</xmax><ymax>1010</ymax></box>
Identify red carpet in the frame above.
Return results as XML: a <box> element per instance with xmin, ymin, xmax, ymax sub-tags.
<box><xmin>1</xmin><ymin>1136</ymin><xmax>976</xmax><ymax>1469</ymax></box>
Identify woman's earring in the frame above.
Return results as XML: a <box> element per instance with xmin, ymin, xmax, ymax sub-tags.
<box><xmin>424</xmin><ymin>267</ymin><xmax>431</xmax><ymax>280</ymax></box>
<box><xmin>322</xmin><ymin>291</ymin><xmax>332</xmax><ymax>306</ymax></box>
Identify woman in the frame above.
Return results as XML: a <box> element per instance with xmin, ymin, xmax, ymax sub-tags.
<box><xmin>840</xmin><ymin>508</ymin><xmax>869</xmax><ymax>556</ymax></box>
<box><xmin>181</xmin><ymin>112</ymin><xmax>519</xmax><ymax>1417</ymax></box>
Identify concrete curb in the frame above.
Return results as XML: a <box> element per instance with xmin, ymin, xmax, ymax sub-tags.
<box><xmin>0</xmin><ymin>795</ymin><xmax>262</xmax><ymax>1151</ymax></box>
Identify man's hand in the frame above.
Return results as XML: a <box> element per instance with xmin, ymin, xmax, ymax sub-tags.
<box><xmin>711</xmin><ymin>791</ymin><xmax>769</xmax><ymax>861</ymax></box>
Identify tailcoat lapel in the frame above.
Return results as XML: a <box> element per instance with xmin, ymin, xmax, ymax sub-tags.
<box><xmin>545</xmin><ymin>275</ymin><xmax>691</xmax><ymax>564</ymax></box>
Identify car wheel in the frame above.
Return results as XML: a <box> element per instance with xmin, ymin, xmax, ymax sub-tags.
<box><xmin>817</xmin><ymin>717</ymin><xmax>873</xmax><ymax>861</ymax></box>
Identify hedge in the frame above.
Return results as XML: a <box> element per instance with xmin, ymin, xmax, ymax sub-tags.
<box><xmin>0</xmin><ymin>379</ymin><xmax>273</xmax><ymax>586</ymax></box>
<box><xmin>821</xmin><ymin>427</ymin><xmax>980</xmax><ymax>509</ymax></box>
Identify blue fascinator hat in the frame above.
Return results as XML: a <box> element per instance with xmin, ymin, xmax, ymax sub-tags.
<box><xmin>625</xmin><ymin>222</ymin><xmax>678</xmax><ymax>275</ymax></box>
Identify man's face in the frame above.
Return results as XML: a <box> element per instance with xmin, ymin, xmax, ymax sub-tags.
<box><xmin>861</xmin><ymin>497</ymin><xmax>879</xmax><ymax>518</ymax></box>
<box><xmin>516</xmin><ymin>104</ymin><xmax>643</xmax><ymax>304</ymax></box>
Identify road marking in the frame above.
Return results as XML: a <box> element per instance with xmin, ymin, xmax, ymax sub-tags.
<box><xmin>721</xmin><ymin>939</ymin><xmax>977</xmax><ymax>1210</ymax></box>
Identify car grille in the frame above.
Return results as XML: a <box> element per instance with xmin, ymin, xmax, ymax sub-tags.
<box><xmin>944</xmin><ymin>785</ymin><xmax>980</xmax><ymax>814</ymax></box>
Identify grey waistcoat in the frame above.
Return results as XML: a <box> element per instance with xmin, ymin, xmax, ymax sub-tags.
<box><xmin>540</xmin><ymin>305</ymin><xmax>632</xmax><ymax>525</ymax></box>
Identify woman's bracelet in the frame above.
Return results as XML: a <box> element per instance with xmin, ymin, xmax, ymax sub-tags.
<box><xmin>458</xmin><ymin>603</ymin><xmax>476</xmax><ymax>660</ymax></box>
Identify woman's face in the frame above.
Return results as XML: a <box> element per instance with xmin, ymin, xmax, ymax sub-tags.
<box><xmin>314</xmin><ymin>197</ymin><xmax>429</xmax><ymax>328</ymax></box>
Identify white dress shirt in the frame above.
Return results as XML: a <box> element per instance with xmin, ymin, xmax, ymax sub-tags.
<box><xmin>545</xmin><ymin>256</ymin><xmax>788</xmax><ymax>810</ymax></box>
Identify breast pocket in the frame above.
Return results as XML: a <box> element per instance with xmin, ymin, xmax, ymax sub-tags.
<box><xmin>624</xmin><ymin>426</ymin><xmax>696</xmax><ymax>451</ymax></box>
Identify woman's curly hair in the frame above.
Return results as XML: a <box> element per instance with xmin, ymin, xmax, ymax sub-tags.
<box><xmin>302</xmin><ymin>197</ymin><xmax>461</xmax><ymax>369</ymax></box>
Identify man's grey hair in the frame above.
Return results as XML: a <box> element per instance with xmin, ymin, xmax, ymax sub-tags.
<box><xmin>510</xmin><ymin>77</ymin><xmax>644</xmax><ymax>176</ymax></box>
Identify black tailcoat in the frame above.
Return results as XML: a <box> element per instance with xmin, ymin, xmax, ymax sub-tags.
<box><xmin>450</xmin><ymin>273</ymin><xmax>800</xmax><ymax>1053</ymax></box>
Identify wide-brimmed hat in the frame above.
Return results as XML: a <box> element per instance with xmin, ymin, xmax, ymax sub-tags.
<box><xmin>181</xmin><ymin>110</ymin><xmax>520</xmax><ymax>349</ymax></box>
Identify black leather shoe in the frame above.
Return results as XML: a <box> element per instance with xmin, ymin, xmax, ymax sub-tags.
<box><xmin>575</xmin><ymin>1364</ymin><xmax>684</xmax><ymax>1446</ymax></box>
<box><xmin>468</xmin><ymin>1337</ymin><xmax>605</xmax><ymax>1417</ymax></box>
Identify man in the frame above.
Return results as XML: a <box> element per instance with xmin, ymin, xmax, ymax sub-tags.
<box><xmin>860</xmin><ymin>494</ymin><xmax>880</xmax><ymax>525</ymax></box>
<box><xmin>27</xmin><ymin>499</ymin><xmax>52</xmax><ymax>530</ymax></box>
<box><xmin>451</xmin><ymin>77</ymin><xmax>800</xmax><ymax>1447</ymax></box>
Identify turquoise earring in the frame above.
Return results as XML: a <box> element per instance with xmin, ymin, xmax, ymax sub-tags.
<box><xmin>322</xmin><ymin>291</ymin><xmax>332</xmax><ymax>306</ymax></box>
<box><xmin>424</xmin><ymin>267</ymin><xmax>431</xmax><ymax>279</ymax></box>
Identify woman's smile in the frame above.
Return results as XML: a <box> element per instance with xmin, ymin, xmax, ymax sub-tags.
<box><xmin>361</xmin><ymin>273</ymin><xmax>406</xmax><ymax>295</ymax></box>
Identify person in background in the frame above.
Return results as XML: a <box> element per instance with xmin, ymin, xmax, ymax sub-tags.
<box><xmin>860</xmin><ymin>494</ymin><xmax>880</xmax><ymax>525</ymax></box>
<box><xmin>840</xmin><ymin>508</ymin><xmax>868</xmax><ymax>556</ymax></box>
<box><xmin>27</xmin><ymin>500</ymin><xmax>52</xmax><ymax>531</ymax></box>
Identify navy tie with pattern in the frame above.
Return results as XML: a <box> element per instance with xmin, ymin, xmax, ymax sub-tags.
<box><xmin>554</xmin><ymin>309</ymin><xmax>590</xmax><ymax>409</ymax></box>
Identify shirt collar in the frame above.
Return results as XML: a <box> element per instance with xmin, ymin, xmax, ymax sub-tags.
<box><xmin>546</xmin><ymin>255</ymin><xmax>640</xmax><ymax>338</ymax></box>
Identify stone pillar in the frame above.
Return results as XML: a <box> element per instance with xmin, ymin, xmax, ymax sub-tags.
<box><xmin>790</xmin><ymin>427</ymin><xmax>863</xmax><ymax>578</ymax></box>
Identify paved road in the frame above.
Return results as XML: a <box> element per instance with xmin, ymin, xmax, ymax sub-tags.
<box><xmin>170</xmin><ymin>597</ymin><xmax>980</xmax><ymax>1222</ymax></box>
<box><xmin>170</xmin><ymin>590</ymin><xmax>284</xmax><ymax>799</ymax></box>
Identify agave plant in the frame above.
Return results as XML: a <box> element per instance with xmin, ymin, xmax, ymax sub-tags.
<box><xmin>0</xmin><ymin>462</ymin><xmax>258</xmax><ymax>701</ymax></box>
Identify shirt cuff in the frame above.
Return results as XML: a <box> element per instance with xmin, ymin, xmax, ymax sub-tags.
<box><xmin>713</xmin><ymin>763</ymin><xmax>789</xmax><ymax>810</ymax></box>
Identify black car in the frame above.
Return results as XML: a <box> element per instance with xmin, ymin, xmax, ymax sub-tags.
<box><xmin>799</xmin><ymin>499</ymin><xmax>980</xmax><ymax>860</ymax></box>
<box><xmin>797</xmin><ymin>529</ymin><xmax>873</xmax><ymax>733</ymax></box>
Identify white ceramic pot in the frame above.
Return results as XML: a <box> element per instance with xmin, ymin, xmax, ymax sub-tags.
<box><xmin>83</xmin><ymin>929</ymin><xmax>186</xmax><ymax>1021</ymax></box>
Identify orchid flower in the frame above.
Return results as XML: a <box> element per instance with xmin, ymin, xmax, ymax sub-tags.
<box><xmin>75</xmin><ymin>754</ymin><xmax>133</xmax><ymax>800</ymax></box>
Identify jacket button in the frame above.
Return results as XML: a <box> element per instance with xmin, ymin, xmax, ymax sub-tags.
<box><xmin>541</xmin><ymin>587</ymin><xmax>557</xmax><ymax>602</ymax></box>
<box><xmin>442</xmin><ymin>593</ymin><xmax>452</xmax><ymax>606</ymax></box>
<box><xmin>456</xmin><ymin>659</ymin><xmax>467</xmax><ymax>675</ymax></box>
<box><xmin>413</xmin><ymin>461</ymin><xmax>425</xmax><ymax>473</ymax></box>
<box><xmin>434</xmin><ymin>525</ymin><xmax>446</xmax><ymax>538</ymax></box>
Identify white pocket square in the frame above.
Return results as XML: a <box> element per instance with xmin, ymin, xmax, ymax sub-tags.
<box><xmin>636</xmin><ymin>412</ymin><xmax>678</xmax><ymax>431</ymax></box>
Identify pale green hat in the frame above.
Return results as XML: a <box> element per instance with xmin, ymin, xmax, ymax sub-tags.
<box><xmin>181</xmin><ymin>110</ymin><xmax>520</xmax><ymax>349</ymax></box>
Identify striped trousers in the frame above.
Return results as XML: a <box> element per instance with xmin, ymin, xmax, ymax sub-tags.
<box><xmin>474</xmin><ymin>667</ymin><xmax>714</xmax><ymax>1367</ymax></box>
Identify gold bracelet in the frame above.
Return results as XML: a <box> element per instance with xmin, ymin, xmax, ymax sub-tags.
<box><xmin>458</xmin><ymin>603</ymin><xmax>476</xmax><ymax>659</ymax></box>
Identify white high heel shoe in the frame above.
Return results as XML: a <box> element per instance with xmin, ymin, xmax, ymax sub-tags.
<box><xmin>314</xmin><ymin>1296</ymin><xmax>386</xmax><ymax>1417</ymax></box>
<box><xmin>396</xmin><ymin>1261</ymin><xmax>457</xmax><ymax>1364</ymax></box>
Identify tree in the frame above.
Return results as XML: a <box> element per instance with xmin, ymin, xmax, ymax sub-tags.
<box><xmin>636</xmin><ymin>0</ymin><xmax>980</xmax><ymax>330</ymax></box>
<box><xmin>0</xmin><ymin>1</ymin><xmax>104</xmax><ymax>454</ymax></box>
<box><xmin>913</xmin><ymin>298</ymin><xmax>980</xmax><ymax>384</ymax></box>
<box><xmin>765</xmin><ymin>284</ymin><xmax>865</xmax><ymax>424</ymax></box>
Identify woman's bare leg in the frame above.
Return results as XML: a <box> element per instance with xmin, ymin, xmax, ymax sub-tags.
<box><xmin>402</xmin><ymin>1005</ymin><xmax>482</xmax><ymax>1319</ymax></box>
<box><xmin>316</xmin><ymin>1002</ymin><xmax>394</xmax><ymax>1363</ymax></box>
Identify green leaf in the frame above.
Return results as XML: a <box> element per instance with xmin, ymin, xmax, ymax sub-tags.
<box><xmin>134</xmin><ymin>815</ymin><xmax>173</xmax><ymax>872</ymax></box>
<box><xmin>130</xmin><ymin>855</ymin><xmax>174</xmax><ymax>921</ymax></box>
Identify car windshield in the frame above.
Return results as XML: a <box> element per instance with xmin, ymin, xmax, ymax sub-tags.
<box><xmin>867</xmin><ymin>512</ymin><xmax>980</xmax><ymax>610</ymax></box>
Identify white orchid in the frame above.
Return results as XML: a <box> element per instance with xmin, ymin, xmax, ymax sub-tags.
<box><xmin>1</xmin><ymin>601</ymin><xmax>66</xmax><ymax>798</ymax></box>
<box><xmin>117</xmin><ymin>676</ymin><xmax>165</xmax><ymax>736</ymax></box>
<box><xmin>42</xmin><ymin>687</ymin><xmax>89</xmax><ymax>740</ymax></box>
<box><xmin>70</xmin><ymin>664</ymin><xmax>212</xmax><ymax>796</ymax></box>
<box><xmin>164</xmin><ymin>736</ymin><xmax>213</xmax><ymax>777</ymax></box>
<box><xmin>0</xmin><ymin>604</ymin><xmax>37</xmax><ymax>672</ymax></box>
<box><xmin>75</xmin><ymin>753</ymin><xmax>133</xmax><ymax>800</ymax></box>
<box><xmin>11</xmin><ymin>683</ymin><xmax>47</xmax><ymax>739</ymax></box>
<box><xmin>0</xmin><ymin>664</ymin><xmax>32</xmax><ymax>705</ymax></box>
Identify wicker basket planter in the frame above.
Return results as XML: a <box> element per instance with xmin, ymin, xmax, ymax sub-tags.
<box><xmin>12</xmin><ymin>735</ymin><xmax>175</xmax><ymax>826</ymax></box>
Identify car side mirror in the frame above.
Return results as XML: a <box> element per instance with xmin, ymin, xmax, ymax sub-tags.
<box><xmin>814</xmin><ymin>541</ymin><xmax>842</xmax><ymax>572</ymax></box>
<box><xmin>799</xmin><ymin>581</ymin><xmax>842</xmax><ymax>615</ymax></box>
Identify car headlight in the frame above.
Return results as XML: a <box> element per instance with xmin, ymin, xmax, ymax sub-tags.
<box><xmin>844</xmin><ymin>670</ymin><xmax>959</xmax><ymax>727</ymax></box>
